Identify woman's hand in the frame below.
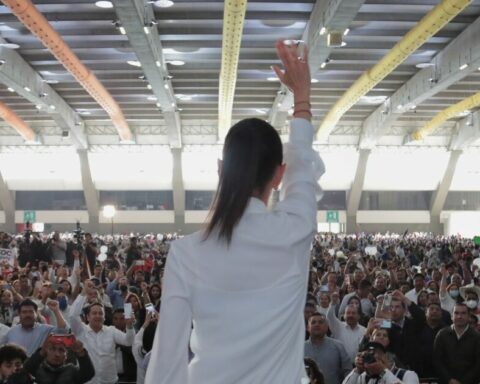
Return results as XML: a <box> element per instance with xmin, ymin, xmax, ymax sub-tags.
<box><xmin>272</xmin><ymin>40</ymin><xmax>311</xmax><ymax>120</ymax></box>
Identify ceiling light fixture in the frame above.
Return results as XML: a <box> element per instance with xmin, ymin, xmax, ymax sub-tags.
<box><xmin>319</xmin><ymin>27</ymin><xmax>326</xmax><ymax>35</ymax></box>
<box><xmin>49</xmin><ymin>105</ymin><xmax>56</xmax><ymax>110</ymax></box>
<box><xmin>7</xmin><ymin>87</ymin><xmax>14</xmax><ymax>92</ymax></box>
<box><xmin>147</xmin><ymin>96</ymin><xmax>157</xmax><ymax>101</ymax></box>
<box><xmin>267</xmin><ymin>77</ymin><xmax>279</xmax><ymax>81</ymax></box>
<box><xmin>0</xmin><ymin>59</ymin><xmax>5</xmax><ymax>66</ymax></box>
<box><xmin>0</xmin><ymin>43</ymin><xmax>19</xmax><ymax>49</ymax></box>
<box><xmin>155</xmin><ymin>60</ymin><xmax>161</xmax><ymax>67</ymax></box>
<box><xmin>95</xmin><ymin>1</ymin><xmax>113</xmax><ymax>9</ymax></box>
<box><xmin>127</xmin><ymin>60</ymin><xmax>141</xmax><ymax>67</ymax></box>
<box><xmin>415</xmin><ymin>62</ymin><xmax>435</xmax><ymax>69</ymax></box>
<box><xmin>321</xmin><ymin>58</ymin><xmax>330</xmax><ymax>69</ymax></box>
<box><xmin>147</xmin><ymin>84</ymin><xmax>152</xmax><ymax>90</ymax></box>
<box><xmin>343</xmin><ymin>28</ymin><xmax>350</xmax><ymax>36</ymax></box>
<box><xmin>44</xmin><ymin>79</ymin><xmax>59</xmax><ymax>84</ymax></box>
<box><xmin>143</xmin><ymin>26</ymin><xmax>150</xmax><ymax>35</ymax></box>
<box><xmin>153</xmin><ymin>0</ymin><xmax>174</xmax><ymax>8</ymax></box>
<box><xmin>168</xmin><ymin>60</ymin><xmax>185</xmax><ymax>66</ymax></box>
<box><xmin>459</xmin><ymin>63</ymin><xmax>468</xmax><ymax>70</ymax></box>
<box><xmin>24</xmin><ymin>86</ymin><xmax>31</xmax><ymax>92</ymax></box>
<box><xmin>311</xmin><ymin>79</ymin><xmax>319</xmax><ymax>83</ymax></box>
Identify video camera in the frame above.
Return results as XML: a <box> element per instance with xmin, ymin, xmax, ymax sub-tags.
<box><xmin>24</xmin><ymin>221</ymin><xmax>32</xmax><ymax>244</ymax></box>
<box><xmin>73</xmin><ymin>221</ymin><xmax>84</xmax><ymax>251</ymax></box>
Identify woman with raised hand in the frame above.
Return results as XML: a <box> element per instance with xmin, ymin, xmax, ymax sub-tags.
<box><xmin>146</xmin><ymin>40</ymin><xmax>324</xmax><ymax>384</ymax></box>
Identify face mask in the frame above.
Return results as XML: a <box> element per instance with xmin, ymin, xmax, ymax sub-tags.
<box><xmin>466</xmin><ymin>300</ymin><xmax>478</xmax><ymax>309</ymax></box>
<box><xmin>449</xmin><ymin>290</ymin><xmax>459</xmax><ymax>298</ymax></box>
<box><xmin>57</xmin><ymin>296</ymin><xmax>68</xmax><ymax>311</ymax></box>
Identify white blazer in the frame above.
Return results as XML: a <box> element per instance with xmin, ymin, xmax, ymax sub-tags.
<box><xmin>146</xmin><ymin>118</ymin><xmax>324</xmax><ymax>384</ymax></box>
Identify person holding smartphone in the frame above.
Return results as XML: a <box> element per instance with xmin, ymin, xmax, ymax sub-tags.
<box><xmin>14</xmin><ymin>334</ymin><xmax>95</xmax><ymax>384</ymax></box>
<box><xmin>146</xmin><ymin>40</ymin><xmax>324</xmax><ymax>384</ymax></box>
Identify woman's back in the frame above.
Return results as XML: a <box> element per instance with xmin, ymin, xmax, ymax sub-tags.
<box><xmin>145</xmin><ymin>41</ymin><xmax>323</xmax><ymax>384</ymax></box>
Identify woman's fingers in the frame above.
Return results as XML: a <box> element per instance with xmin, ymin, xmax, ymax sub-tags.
<box><xmin>271</xmin><ymin>65</ymin><xmax>285</xmax><ymax>82</ymax></box>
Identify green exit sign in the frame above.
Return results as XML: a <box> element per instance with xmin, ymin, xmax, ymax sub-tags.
<box><xmin>326</xmin><ymin>210</ymin><xmax>339</xmax><ymax>223</ymax></box>
<box><xmin>23</xmin><ymin>211</ymin><xmax>36</xmax><ymax>223</ymax></box>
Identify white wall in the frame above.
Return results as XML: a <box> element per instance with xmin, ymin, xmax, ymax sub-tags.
<box><xmin>441</xmin><ymin>211</ymin><xmax>480</xmax><ymax>238</ymax></box>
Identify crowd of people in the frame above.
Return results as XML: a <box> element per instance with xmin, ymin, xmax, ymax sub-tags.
<box><xmin>0</xmin><ymin>230</ymin><xmax>478</xmax><ymax>383</ymax></box>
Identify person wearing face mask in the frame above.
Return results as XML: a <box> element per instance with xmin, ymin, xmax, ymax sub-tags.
<box><xmin>459</xmin><ymin>284</ymin><xmax>480</xmax><ymax>315</ymax></box>
<box><xmin>439</xmin><ymin>265</ymin><xmax>460</xmax><ymax>314</ymax></box>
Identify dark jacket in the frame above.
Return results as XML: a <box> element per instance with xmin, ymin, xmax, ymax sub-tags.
<box><xmin>389</xmin><ymin>302</ymin><xmax>426</xmax><ymax>372</ymax></box>
<box><xmin>21</xmin><ymin>347</ymin><xmax>95</xmax><ymax>384</ymax></box>
<box><xmin>433</xmin><ymin>325</ymin><xmax>480</xmax><ymax>384</ymax></box>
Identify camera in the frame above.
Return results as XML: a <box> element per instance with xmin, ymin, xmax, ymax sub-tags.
<box><xmin>73</xmin><ymin>221</ymin><xmax>84</xmax><ymax>251</ymax></box>
<box><xmin>363</xmin><ymin>349</ymin><xmax>376</xmax><ymax>364</ymax></box>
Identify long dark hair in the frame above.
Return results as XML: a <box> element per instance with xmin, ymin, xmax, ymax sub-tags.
<box><xmin>204</xmin><ymin>118</ymin><xmax>282</xmax><ymax>245</ymax></box>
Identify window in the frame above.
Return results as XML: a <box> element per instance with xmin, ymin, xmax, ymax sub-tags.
<box><xmin>359</xmin><ymin>191</ymin><xmax>432</xmax><ymax>210</ymax></box>
<box><xmin>99</xmin><ymin>191</ymin><xmax>173</xmax><ymax>210</ymax></box>
<box><xmin>16</xmin><ymin>191</ymin><xmax>86</xmax><ymax>210</ymax></box>
<box><xmin>185</xmin><ymin>191</ymin><xmax>215</xmax><ymax>210</ymax></box>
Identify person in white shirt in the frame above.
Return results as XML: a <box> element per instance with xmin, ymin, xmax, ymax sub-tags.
<box><xmin>327</xmin><ymin>294</ymin><xmax>366</xmax><ymax>364</ymax></box>
<box><xmin>343</xmin><ymin>342</ymin><xmax>419</xmax><ymax>384</ymax></box>
<box><xmin>405</xmin><ymin>273</ymin><xmax>425</xmax><ymax>304</ymax></box>
<box><xmin>70</xmin><ymin>280</ymin><xmax>135</xmax><ymax>384</ymax></box>
<box><xmin>145</xmin><ymin>40</ymin><xmax>324</xmax><ymax>384</ymax></box>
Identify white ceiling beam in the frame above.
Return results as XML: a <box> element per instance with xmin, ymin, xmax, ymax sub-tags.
<box><xmin>268</xmin><ymin>0</ymin><xmax>365</xmax><ymax>129</ymax></box>
<box><xmin>0</xmin><ymin>43</ymin><xmax>88</xmax><ymax>149</ymax></box>
<box><xmin>360</xmin><ymin>16</ymin><xmax>480</xmax><ymax>149</ymax></box>
<box><xmin>115</xmin><ymin>0</ymin><xmax>182</xmax><ymax>148</ymax></box>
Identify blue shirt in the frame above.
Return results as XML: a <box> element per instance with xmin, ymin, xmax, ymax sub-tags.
<box><xmin>3</xmin><ymin>323</ymin><xmax>66</xmax><ymax>356</ymax></box>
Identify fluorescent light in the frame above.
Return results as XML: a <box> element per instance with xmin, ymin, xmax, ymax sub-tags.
<box><xmin>267</xmin><ymin>77</ymin><xmax>279</xmax><ymax>81</ymax></box>
<box><xmin>164</xmin><ymin>84</ymin><xmax>169</xmax><ymax>89</ymax></box>
<box><xmin>168</xmin><ymin>60</ymin><xmax>185</xmax><ymax>66</ymax></box>
<box><xmin>45</xmin><ymin>79</ymin><xmax>59</xmax><ymax>84</ymax></box>
<box><xmin>0</xmin><ymin>43</ymin><xmax>19</xmax><ymax>49</ymax></box>
<box><xmin>143</xmin><ymin>26</ymin><xmax>150</xmax><ymax>35</ymax></box>
<box><xmin>343</xmin><ymin>28</ymin><xmax>350</xmax><ymax>36</ymax></box>
<box><xmin>24</xmin><ymin>86</ymin><xmax>31</xmax><ymax>92</ymax></box>
<box><xmin>311</xmin><ymin>79</ymin><xmax>319</xmax><ymax>84</ymax></box>
<box><xmin>459</xmin><ymin>63</ymin><xmax>468</xmax><ymax>70</ymax></box>
<box><xmin>127</xmin><ymin>60</ymin><xmax>141</xmax><ymax>67</ymax></box>
<box><xmin>156</xmin><ymin>102</ymin><xmax>161</xmax><ymax>107</ymax></box>
<box><xmin>35</xmin><ymin>105</ymin><xmax>42</xmax><ymax>110</ymax></box>
<box><xmin>255</xmin><ymin>109</ymin><xmax>267</xmax><ymax>114</ymax></box>
<box><xmin>49</xmin><ymin>105</ymin><xmax>56</xmax><ymax>110</ymax></box>
<box><xmin>153</xmin><ymin>0</ymin><xmax>174</xmax><ymax>8</ymax></box>
<box><xmin>320</xmin><ymin>62</ymin><xmax>327</xmax><ymax>69</ymax></box>
<box><xmin>320</xmin><ymin>27</ymin><xmax>326</xmax><ymax>35</ymax></box>
<box><xmin>95</xmin><ymin>1</ymin><xmax>113</xmax><ymax>8</ymax></box>
<box><xmin>119</xmin><ymin>26</ymin><xmax>126</xmax><ymax>35</ymax></box>
<box><xmin>147</xmin><ymin>96</ymin><xmax>157</xmax><ymax>101</ymax></box>
<box><xmin>341</xmin><ymin>41</ymin><xmax>347</xmax><ymax>47</ymax></box>
<box><xmin>147</xmin><ymin>84</ymin><xmax>152</xmax><ymax>90</ymax></box>
<box><xmin>7</xmin><ymin>87</ymin><xmax>14</xmax><ymax>92</ymax></box>
<box><xmin>155</xmin><ymin>60</ymin><xmax>161</xmax><ymax>67</ymax></box>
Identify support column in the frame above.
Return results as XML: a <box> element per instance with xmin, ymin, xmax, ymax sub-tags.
<box><xmin>0</xmin><ymin>171</ymin><xmax>15</xmax><ymax>233</ymax></box>
<box><xmin>172</xmin><ymin>148</ymin><xmax>185</xmax><ymax>229</ymax></box>
<box><xmin>430</xmin><ymin>150</ymin><xmax>462</xmax><ymax>234</ymax></box>
<box><xmin>346</xmin><ymin>149</ymin><xmax>371</xmax><ymax>233</ymax></box>
<box><xmin>77</xmin><ymin>149</ymin><xmax>99</xmax><ymax>233</ymax></box>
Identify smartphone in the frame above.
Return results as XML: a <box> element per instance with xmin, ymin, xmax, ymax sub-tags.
<box><xmin>124</xmin><ymin>303</ymin><xmax>133</xmax><ymax>319</ymax></box>
<box><xmin>145</xmin><ymin>303</ymin><xmax>156</xmax><ymax>313</ymax></box>
<box><xmin>49</xmin><ymin>334</ymin><xmax>76</xmax><ymax>347</ymax></box>
<box><xmin>380</xmin><ymin>319</ymin><xmax>392</xmax><ymax>328</ymax></box>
